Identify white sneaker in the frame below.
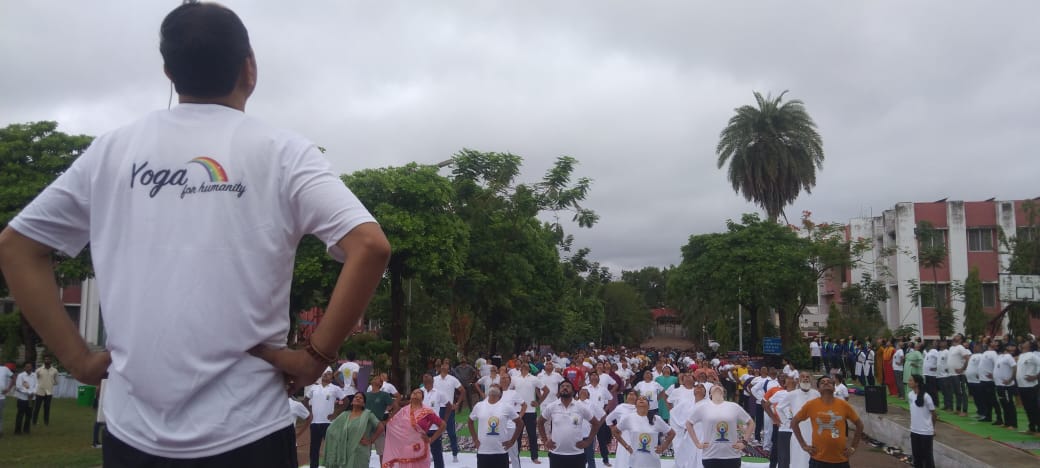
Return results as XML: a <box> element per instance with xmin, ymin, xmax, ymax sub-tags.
<box><xmin>453</xmin><ymin>455</ymin><xmax>459</xmax><ymax>463</ymax></box>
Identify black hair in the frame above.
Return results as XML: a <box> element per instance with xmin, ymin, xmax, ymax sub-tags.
<box><xmin>911</xmin><ymin>374</ymin><xmax>926</xmax><ymax>407</ymax></box>
<box><xmin>160</xmin><ymin>2</ymin><xmax>251</xmax><ymax>98</ymax></box>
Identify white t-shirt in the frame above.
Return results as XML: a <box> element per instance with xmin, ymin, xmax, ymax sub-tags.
<box><xmin>336</xmin><ymin>362</ymin><xmax>361</xmax><ymax>395</ymax></box>
<box><xmin>616</xmin><ymin>368</ymin><xmax>634</xmax><ymax>388</ymax></box>
<box><xmin>583</xmin><ymin>384</ymin><xmax>613</xmax><ymax>412</ymax></box>
<box><xmin>691</xmin><ymin>401</ymin><xmax>753</xmax><ymax>460</ymax></box>
<box><xmin>994</xmin><ymin>353</ymin><xmax>1017</xmax><ymax>386</ymax></box>
<box><xmin>578</xmin><ymin>399</ymin><xmax>607</xmax><ymax>435</ymax></box>
<box><xmin>500</xmin><ymin>389</ymin><xmax>526</xmax><ymax>431</ymax></box>
<box><xmin>539</xmin><ymin>371</ymin><xmax>565</xmax><ymax>405</ymax></box>
<box><xmin>288</xmin><ymin>398</ymin><xmax>310</xmax><ymax>423</ymax></box>
<box><xmin>541</xmin><ymin>399</ymin><xmax>595</xmax><ymax>455</ymax></box>
<box><xmin>513</xmin><ymin>374</ymin><xmax>541</xmax><ymax>414</ymax></box>
<box><xmin>635</xmin><ymin>380</ymin><xmax>665</xmax><ymax>407</ymax></box>
<box><xmin>421</xmin><ymin>387</ymin><xmax>451</xmax><ymax>430</ymax></box>
<box><xmin>767</xmin><ymin>390</ymin><xmax>791</xmax><ymax>432</ymax></box>
<box><xmin>923</xmin><ymin>349</ymin><xmax>939</xmax><ymax>377</ymax></box>
<box><xmin>835</xmin><ymin>384</ymin><xmax>849</xmax><ymax>401</ymax></box>
<box><xmin>667</xmin><ymin>386</ymin><xmax>697</xmax><ymax>405</ymax></box>
<box><xmin>306</xmin><ymin>384</ymin><xmax>348</xmax><ymax>424</ymax></box>
<box><xmin>433</xmin><ymin>374</ymin><xmax>462</xmax><ymax>404</ymax></box>
<box><xmin>470</xmin><ymin>400</ymin><xmax>521</xmax><ymax>455</ymax></box>
<box><xmin>14</xmin><ymin>372</ymin><xmax>37</xmax><ymax>400</ymax></box>
<box><xmin>369</xmin><ymin>381</ymin><xmax>399</xmax><ymax>396</ymax></box>
<box><xmin>892</xmin><ymin>348</ymin><xmax>905</xmax><ymax>371</ymax></box>
<box><xmin>9</xmin><ymin>104</ymin><xmax>376</xmax><ymax>458</ymax></box>
<box><xmin>907</xmin><ymin>391</ymin><xmax>935</xmax><ymax>435</ymax></box>
<box><xmin>936</xmin><ymin>350</ymin><xmax>951</xmax><ymax>378</ymax></box>
<box><xmin>597</xmin><ymin>373</ymin><xmax>618</xmax><ymax>392</ymax></box>
<box><xmin>979</xmin><ymin>350</ymin><xmax>998</xmax><ymax>382</ymax></box>
<box><xmin>605</xmin><ymin>403</ymin><xmax>636</xmax><ymax>426</ymax></box>
<box><xmin>810</xmin><ymin>342</ymin><xmax>821</xmax><ymax>357</ymax></box>
<box><xmin>1017</xmin><ymin>351</ymin><xmax>1040</xmax><ymax>388</ymax></box>
<box><xmin>965</xmin><ymin>354</ymin><xmax>982</xmax><ymax>384</ymax></box>
<box><xmin>618</xmin><ymin>413</ymin><xmax>672</xmax><ymax>468</ymax></box>
<box><xmin>0</xmin><ymin>367</ymin><xmax>12</xmax><ymax>400</ymax></box>
<box><xmin>477</xmin><ymin>374</ymin><xmax>501</xmax><ymax>394</ymax></box>
<box><xmin>947</xmin><ymin>344</ymin><xmax>970</xmax><ymax>375</ymax></box>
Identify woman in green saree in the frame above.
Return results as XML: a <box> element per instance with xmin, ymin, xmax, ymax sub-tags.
<box><xmin>325</xmin><ymin>392</ymin><xmax>383</xmax><ymax>468</ymax></box>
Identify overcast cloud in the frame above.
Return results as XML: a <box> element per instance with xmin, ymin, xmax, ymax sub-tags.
<box><xmin>3</xmin><ymin>1</ymin><xmax>1039</xmax><ymax>273</ymax></box>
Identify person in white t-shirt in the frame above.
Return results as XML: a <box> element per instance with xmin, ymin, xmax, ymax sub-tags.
<box><xmin>833</xmin><ymin>374</ymin><xmax>849</xmax><ymax>401</ymax></box>
<box><xmin>538</xmin><ymin>381</ymin><xmax>599</xmax><ymax>467</ymax></box>
<box><xmin>994</xmin><ymin>342</ymin><xmax>1019</xmax><ymax>429</ymax></box>
<box><xmin>335</xmin><ymin>353</ymin><xmax>361</xmax><ymax>397</ymax></box>
<box><xmin>304</xmin><ymin>371</ymin><xmax>348</xmax><ymax>468</ymax></box>
<box><xmin>477</xmin><ymin>365</ymin><xmax>502</xmax><ymax>400</ymax></box>
<box><xmin>687</xmin><ymin>385</ymin><xmax>754</xmax><ymax>468</ymax></box>
<box><xmin>669</xmin><ymin>384</ymin><xmax>706</xmax><ymax>468</ymax></box>
<box><xmin>576</xmin><ymin>388</ymin><xmax>608</xmax><ymax>468</ymax></box>
<box><xmin>498</xmin><ymin>374</ymin><xmax>527</xmax><ymax>468</ymax></box>
<box><xmin>513</xmin><ymin>363</ymin><xmax>544</xmax><ymax>465</ymax></box>
<box><xmin>539</xmin><ymin>362</ymin><xmax>565</xmax><ymax>407</ymax></box>
<box><xmin>1016</xmin><ymin>341</ymin><xmax>1040</xmax><ymax>433</ymax></box>
<box><xmin>923</xmin><ymin>342</ymin><xmax>940</xmax><ymax>406</ymax></box>
<box><xmin>907</xmin><ymin>375</ymin><xmax>936</xmax><ymax>468</ymax></box>
<box><xmin>947</xmin><ymin>335</ymin><xmax>972</xmax><ymax>416</ymax></box>
<box><xmin>768</xmin><ymin>373</ymin><xmax>797</xmax><ymax>468</ymax></box>
<box><xmin>964</xmin><ymin>344</ymin><xmax>984</xmax><ymax>419</ymax></box>
<box><xmin>615</xmin><ymin>396</ymin><xmax>674</xmax><ymax>468</ymax></box>
<box><xmin>936</xmin><ymin>341</ymin><xmax>953</xmax><ymax>412</ymax></box>
<box><xmin>0</xmin><ymin>3</ymin><xmax>390</xmax><ymax>465</ymax></box>
<box><xmin>634</xmin><ymin>372</ymin><xmax>666</xmax><ymax>420</ymax></box>
<box><xmin>892</xmin><ymin>341</ymin><xmax>906</xmax><ymax>399</ymax></box>
<box><xmin>0</xmin><ymin>364</ymin><xmax>14</xmax><ymax>437</ymax></box>
<box><xmin>469</xmin><ymin>385</ymin><xmax>524</xmax><ymax>468</ymax></box>
<box><xmin>605</xmin><ymin>392</ymin><xmax>638</xmax><ymax>468</ymax></box>
<box><xmin>421</xmin><ymin>373</ymin><xmax>453</xmax><ymax>468</ymax></box>
<box><xmin>978</xmin><ymin>341</ymin><xmax>1002</xmax><ymax>423</ymax></box>
<box><xmin>434</xmin><ymin>362</ymin><xmax>465</xmax><ymax>462</ymax></box>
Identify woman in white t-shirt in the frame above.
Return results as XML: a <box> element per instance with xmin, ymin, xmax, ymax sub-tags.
<box><xmin>605</xmin><ymin>391</ymin><xmax>638</xmax><ymax>468</ymax></box>
<box><xmin>615</xmin><ymin>396</ymin><xmax>675</xmax><ymax>468</ymax></box>
<box><xmin>687</xmin><ymin>386</ymin><xmax>754</xmax><ymax>468</ymax></box>
<box><xmin>907</xmin><ymin>374</ymin><xmax>936</xmax><ymax>468</ymax></box>
<box><xmin>834</xmin><ymin>375</ymin><xmax>849</xmax><ymax>401</ymax></box>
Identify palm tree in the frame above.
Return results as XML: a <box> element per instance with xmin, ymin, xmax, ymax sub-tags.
<box><xmin>716</xmin><ymin>91</ymin><xmax>824</xmax><ymax>223</ymax></box>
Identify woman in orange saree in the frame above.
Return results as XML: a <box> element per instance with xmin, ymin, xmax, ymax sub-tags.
<box><xmin>882</xmin><ymin>340</ymin><xmax>898</xmax><ymax>395</ymax></box>
<box><xmin>382</xmin><ymin>389</ymin><xmax>446</xmax><ymax>468</ymax></box>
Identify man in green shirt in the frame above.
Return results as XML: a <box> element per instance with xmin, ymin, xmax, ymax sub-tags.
<box><xmin>364</xmin><ymin>374</ymin><xmax>399</xmax><ymax>462</ymax></box>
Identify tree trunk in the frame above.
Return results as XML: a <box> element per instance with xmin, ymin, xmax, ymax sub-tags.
<box><xmin>389</xmin><ymin>262</ymin><xmax>404</xmax><ymax>390</ymax></box>
<box><xmin>748</xmin><ymin>305</ymin><xmax>760</xmax><ymax>353</ymax></box>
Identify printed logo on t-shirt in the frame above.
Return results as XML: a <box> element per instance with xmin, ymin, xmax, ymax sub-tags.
<box><xmin>814</xmin><ymin>410</ymin><xmax>843</xmax><ymax>439</ymax></box>
<box><xmin>487</xmin><ymin>416</ymin><xmax>501</xmax><ymax>435</ymax></box>
<box><xmin>131</xmin><ymin>156</ymin><xmax>246</xmax><ymax>199</ymax></box>
<box><xmin>637</xmin><ymin>433</ymin><xmax>652</xmax><ymax>452</ymax></box>
<box><xmin>714</xmin><ymin>421</ymin><xmax>730</xmax><ymax>442</ymax></box>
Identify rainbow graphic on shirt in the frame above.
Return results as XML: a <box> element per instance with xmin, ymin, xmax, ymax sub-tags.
<box><xmin>189</xmin><ymin>157</ymin><xmax>229</xmax><ymax>182</ymax></box>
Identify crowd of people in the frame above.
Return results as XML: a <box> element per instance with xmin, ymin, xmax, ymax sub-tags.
<box><xmin>294</xmin><ymin>347</ymin><xmax>866</xmax><ymax>468</ymax></box>
<box><xmin>0</xmin><ymin>356</ymin><xmax>62</xmax><ymax>437</ymax></box>
<box><xmin>810</xmin><ymin>333</ymin><xmax>1040</xmax><ymax>435</ymax></box>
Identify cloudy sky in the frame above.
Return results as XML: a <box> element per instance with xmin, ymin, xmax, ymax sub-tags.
<box><xmin>4</xmin><ymin>1</ymin><xmax>1039</xmax><ymax>273</ymax></box>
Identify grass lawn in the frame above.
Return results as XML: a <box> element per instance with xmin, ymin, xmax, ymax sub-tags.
<box><xmin>882</xmin><ymin>393</ymin><xmax>1040</xmax><ymax>456</ymax></box>
<box><xmin>1</xmin><ymin>397</ymin><xmax>103</xmax><ymax>467</ymax></box>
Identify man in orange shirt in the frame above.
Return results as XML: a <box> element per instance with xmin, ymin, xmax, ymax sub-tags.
<box><xmin>791</xmin><ymin>375</ymin><xmax>864</xmax><ymax>468</ymax></box>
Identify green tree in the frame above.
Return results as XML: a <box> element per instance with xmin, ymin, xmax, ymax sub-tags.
<box><xmin>621</xmin><ymin>266</ymin><xmax>670</xmax><ymax>309</ymax></box>
<box><xmin>913</xmin><ymin>221</ymin><xmax>955</xmax><ymax>338</ymax></box>
<box><xmin>715</xmin><ymin>91</ymin><xmax>824</xmax><ymax>223</ymax></box>
<box><xmin>600</xmin><ymin>281</ymin><xmax>652</xmax><ymax>347</ymax></box>
<box><xmin>1000</xmin><ymin>201</ymin><xmax>1040</xmax><ymax>335</ymax></box>
<box><xmin>343</xmin><ymin>164</ymin><xmax>468</xmax><ymax>386</ymax></box>
<box><xmin>0</xmin><ymin>122</ymin><xmax>95</xmax><ymax>364</ymax></box>
<box><xmin>962</xmin><ymin>267</ymin><xmax>987</xmax><ymax>337</ymax></box>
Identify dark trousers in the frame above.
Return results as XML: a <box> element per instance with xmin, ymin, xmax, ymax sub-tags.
<box><xmin>952</xmin><ymin>375</ymin><xmax>968</xmax><ymax>412</ymax></box>
<box><xmin>937</xmin><ymin>377</ymin><xmax>953</xmax><ymax>410</ymax></box>
<box><xmin>812</xmin><ymin>357</ymin><xmax>821</xmax><ymax>373</ymax></box>
<box><xmin>549</xmin><ymin>452</ymin><xmax>587</xmax><ymax>468</ymax></box>
<box><xmin>104</xmin><ymin>425</ymin><xmax>298</xmax><ymax>467</ymax></box>
<box><xmin>93</xmin><ymin>422</ymin><xmax>106</xmax><ymax>446</ymax></box>
<box><xmin>996</xmin><ymin>386</ymin><xmax>1017</xmax><ymax>427</ymax></box>
<box><xmin>522</xmin><ymin>412</ymin><xmax>539</xmax><ymax>460</ymax></box>
<box><xmin>967</xmin><ymin>382</ymin><xmax>982</xmax><ymax>416</ymax></box>
<box><xmin>309</xmin><ymin>423</ymin><xmax>329</xmax><ymax>468</ymax></box>
<box><xmin>477</xmin><ymin>453</ymin><xmax>510</xmax><ymax>468</ymax></box>
<box><xmin>910</xmin><ymin>432</ymin><xmax>935</xmax><ymax>468</ymax></box>
<box><xmin>15</xmin><ymin>399</ymin><xmax>32</xmax><ymax>434</ymax></box>
<box><xmin>924</xmin><ymin>376</ymin><xmax>939</xmax><ymax>408</ymax></box>
<box><xmin>768</xmin><ymin>426</ymin><xmax>779</xmax><ymax>468</ymax></box>
<box><xmin>775</xmin><ymin>431</ymin><xmax>792</xmax><ymax>468</ymax></box>
<box><xmin>754</xmin><ymin>403</ymin><xmax>764</xmax><ymax>441</ymax></box>
<box><xmin>32</xmin><ymin>394</ymin><xmax>52</xmax><ymax>425</ymax></box>
<box><xmin>809</xmin><ymin>459</ymin><xmax>850</xmax><ymax>468</ymax></box>
<box><xmin>703</xmin><ymin>458</ymin><xmax>742</xmax><ymax>468</ymax></box>
<box><xmin>440</xmin><ymin>407</ymin><xmax>461</xmax><ymax>456</ymax></box>
<box><xmin>429</xmin><ymin>429</ymin><xmax>445</xmax><ymax>468</ymax></box>
<box><xmin>1021</xmin><ymin>386</ymin><xmax>1040</xmax><ymax>432</ymax></box>
<box><xmin>596</xmin><ymin>422</ymin><xmax>612</xmax><ymax>463</ymax></box>
<box><xmin>979</xmin><ymin>381</ymin><xmax>1001</xmax><ymax>421</ymax></box>
<box><xmin>895</xmin><ymin>371</ymin><xmax>905</xmax><ymax>398</ymax></box>
<box><xmin>584</xmin><ymin>441</ymin><xmax>595</xmax><ymax>468</ymax></box>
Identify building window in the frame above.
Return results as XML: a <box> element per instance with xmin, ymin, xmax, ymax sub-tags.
<box><xmin>921</xmin><ymin>283</ymin><xmax>950</xmax><ymax>308</ymax></box>
<box><xmin>1017</xmin><ymin>226</ymin><xmax>1038</xmax><ymax>241</ymax></box>
<box><xmin>968</xmin><ymin>228</ymin><xmax>995</xmax><ymax>251</ymax></box>
<box><xmin>919</xmin><ymin>229</ymin><xmax>947</xmax><ymax>250</ymax></box>
<box><xmin>983</xmin><ymin>284</ymin><xmax>998</xmax><ymax>308</ymax></box>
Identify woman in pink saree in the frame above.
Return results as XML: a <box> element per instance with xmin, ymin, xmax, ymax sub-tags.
<box><xmin>382</xmin><ymin>388</ymin><xmax>446</xmax><ymax>468</ymax></box>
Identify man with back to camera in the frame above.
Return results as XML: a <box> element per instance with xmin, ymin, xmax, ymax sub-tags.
<box><xmin>0</xmin><ymin>3</ymin><xmax>390</xmax><ymax>466</ymax></box>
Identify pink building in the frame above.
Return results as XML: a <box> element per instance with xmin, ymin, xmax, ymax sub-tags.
<box><xmin>820</xmin><ymin>199</ymin><xmax>1040</xmax><ymax>338</ymax></box>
